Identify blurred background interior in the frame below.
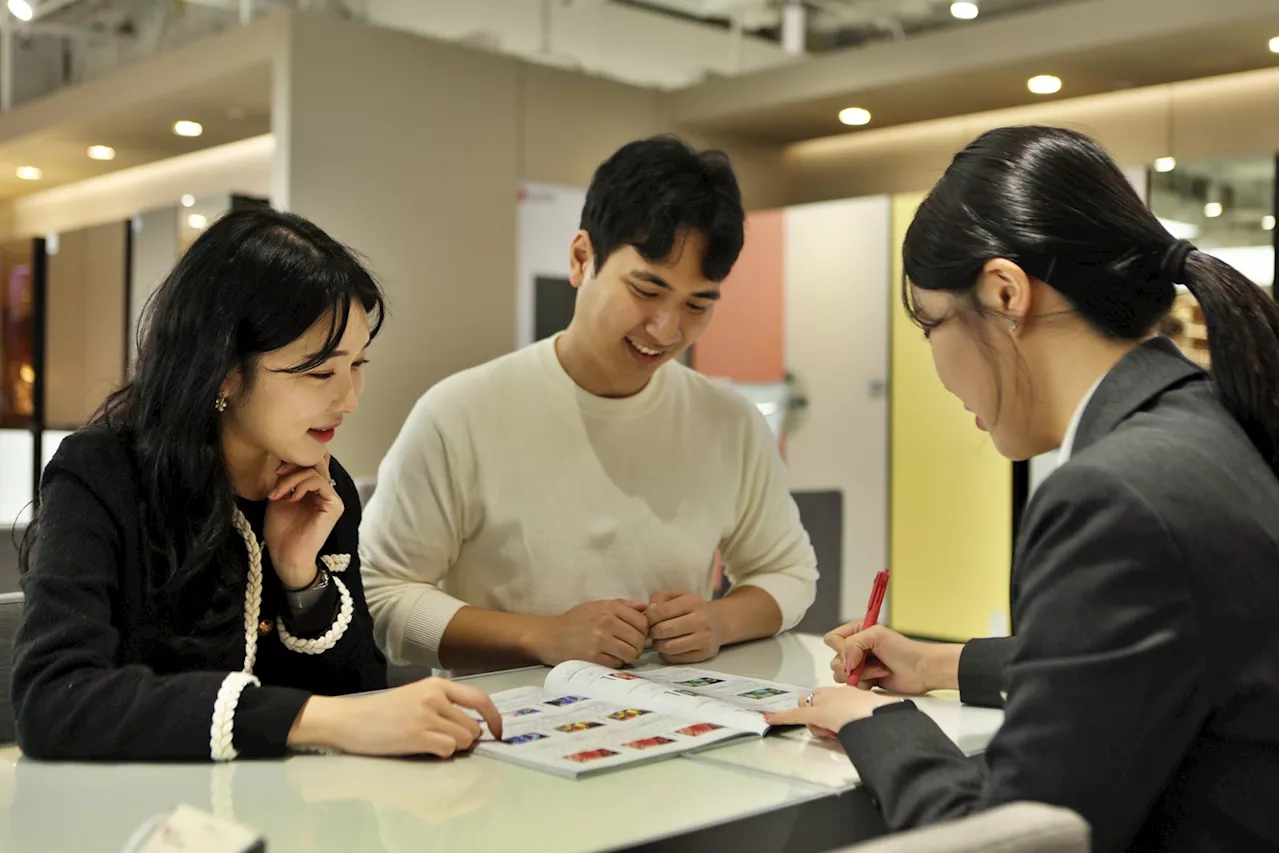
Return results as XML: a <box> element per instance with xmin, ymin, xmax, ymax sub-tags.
<box><xmin>0</xmin><ymin>0</ymin><xmax>1275</xmax><ymax>642</ymax></box>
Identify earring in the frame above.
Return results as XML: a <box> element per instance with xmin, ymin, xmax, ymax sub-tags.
<box><xmin>1009</xmin><ymin>319</ymin><xmax>1019</xmax><ymax>333</ymax></box>
<box><xmin>215</xmin><ymin>394</ymin><xmax>229</xmax><ymax>413</ymax></box>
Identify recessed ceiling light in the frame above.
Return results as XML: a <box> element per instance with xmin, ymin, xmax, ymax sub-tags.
<box><xmin>950</xmin><ymin>2</ymin><xmax>979</xmax><ymax>20</ymax></box>
<box><xmin>187</xmin><ymin>213</ymin><xmax>208</xmax><ymax>229</ymax></box>
<box><xmin>173</xmin><ymin>120</ymin><xmax>204</xmax><ymax>137</ymax></box>
<box><xmin>838</xmin><ymin>107</ymin><xmax>872</xmax><ymax>126</ymax></box>
<box><xmin>16</xmin><ymin>166</ymin><xmax>42</xmax><ymax>181</ymax></box>
<box><xmin>1027</xmin><ymin>75</ymin><xmax>1062</xmax><ymax>95</ymax></box>
<box><xmin>1153</xmin><ymin>157</ymin><xmax>1176</xmax><ymax>173</ymax></box>
<box><xmin>181</xmin><ymin>194</ymin><xmax>196</xmax><ymax>207</ymax></box>
<box><xmin>1263</xmin><ymin>215</ymin><xmax>1276</xmax><ymax>231</ymax></box>
<box><xmin>6</xmin><ymin>1</ymin><xmax>33</xmax><ymax>23</ymax></box>
<box><xmin>1270</xmin><ymin>36</ymin><xmax>1278</xmax><ymax>53</ymax></box>
<box><xmin>1203</xmin><ymin>202</ymin><xmax>1223</xmax><ymax>219</ymax></box>
<box><xmin>87</xmin><ymin>145</ymin><xmax>116</xmax><ymax>161</ymax></box>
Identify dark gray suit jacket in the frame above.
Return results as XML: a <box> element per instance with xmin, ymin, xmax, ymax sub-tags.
<box><xmin>840</xmin><ymin>338</ymin><xmax>1278</xmax><ymax>853</ymax></box>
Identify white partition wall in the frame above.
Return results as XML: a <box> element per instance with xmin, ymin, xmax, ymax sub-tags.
<box><xmin>783</xmin><ymin>197</ymin><xmax>891</xmax><ymax>622</ymax></box>
<box><xmin>516</xmin><ymin>182</ymin><xmax>587</xmax><ymax>348</ymax></box>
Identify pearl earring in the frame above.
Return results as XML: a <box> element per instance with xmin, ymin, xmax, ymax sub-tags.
<box><xmin>215</xmin><ymin>394</ymin><xmax>229</xmax><ymax>412</ymax></box>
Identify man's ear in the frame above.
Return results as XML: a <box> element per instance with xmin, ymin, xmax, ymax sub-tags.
<box><xmin>568</xmin><ymin>230</ymin><xmax>594</xmax><ymax>289</ymax></box>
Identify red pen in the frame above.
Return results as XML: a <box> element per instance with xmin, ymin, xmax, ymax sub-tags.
<box><xmin>847</xmin><ymin>569</ymin><xmax>889</xmax><ymax>687</ymax></box>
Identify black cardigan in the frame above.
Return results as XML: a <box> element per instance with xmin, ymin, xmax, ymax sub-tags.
<box><xmin>11</xmin><ymin>423</ymin><xmax>388</xmax><ymax>761</ymax></box>
<box><xmin>839</xmin><ymin>338</ymin><xmax>1278</xmax><ymax>852</ymax></box>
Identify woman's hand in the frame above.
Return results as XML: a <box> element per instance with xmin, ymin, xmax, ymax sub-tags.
<box><xmin>825</xmin><ymin>622</ymin><xmax>962</xmax><ymax>694</ymax></box>
<box><xmin>264</xmin><ymin>453</ymin><xmax>344</xmax><ymax>589</ymax></box>
<box><xmin>289</xmin><ymin>677</ymin><xmax>504</xmax><ymax>757</ymax></box>
<box><xmin>765</xmin><ymin>687</ymin><xmax>902</xmax><ymax>736</ymax></box>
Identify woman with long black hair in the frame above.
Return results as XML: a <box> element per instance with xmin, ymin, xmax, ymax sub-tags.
<box><xmin>13</xmin><ymin>208</ymin><xmax>500</xmax><ymax>762</ymax></box>
<box><xmin>770</xmin><ymin>126</ymin><xmax>1277</xmax><ymax>852</ymax></box>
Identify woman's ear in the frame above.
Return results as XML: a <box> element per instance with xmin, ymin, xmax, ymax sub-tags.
<box><xmin>976</xmin><ymin>258</ymin><xmax>1033</xmax><ymax>328</ymax></box>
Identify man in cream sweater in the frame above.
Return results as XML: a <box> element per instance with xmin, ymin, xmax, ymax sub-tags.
<box><xmin>361</xmin><ymin>136</ymin><xmax>818</xmax><ymax>671</ymax></box>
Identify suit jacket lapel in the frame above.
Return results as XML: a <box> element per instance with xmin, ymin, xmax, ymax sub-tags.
<box><xmin>1071</xmin><ymin>337</ymin><xmax>1204</xmax><ymax>457</ymax></box>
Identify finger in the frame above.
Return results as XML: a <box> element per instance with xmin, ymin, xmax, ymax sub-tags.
<box><xmin>270</xmin><ymin>470</ymin><xmax>329</xmax><ymax>501</ymax></box>
<box><xmin>620</xmin><ymin>600</ymin><xmax>649</xmax><ymax>612</ymax></box>
<box><xmin>657</xmin><ymin>647</ymin><xmax>714</xmax><ymax>665</ymax></box>
<box><xmin>438</xmin><ymin>702</ymin><xmax>483</xmax><ymax>743</ymax></box>
<box><xmin>823</xmin><ymin>620</ymin><xmax>865</xmax><ymax>649</ymax></box>
<box><xmin>602</xmin><ymin>633</ymin><xmax>643</xmax><ymax>664</ymax></box>
<box><xmin>611</xmin><ymin>603</ymin><xmax>651</xmax><ymax>637</ymax></box>
<box><xmin>441</xmin><ymin>682</ymin><xmax>504</xmax><ymax>740</ymax></box>
<box><xmin>428</xmin><ymin>714</ymin><xmax>478</xmax><ymax>750</ymax></box>
<box><xmin>859</xmin><ymin>664</ymin><xmax>892</xmax><ymax>682</ymax></box>
<box><xmin>762</xmin><ymin>708</ymin><xmax>814</xmax><ymax>727</ymax></box>
<box><xmin>269</xmin><ymin>469</ymin><xmax>314</xmax><ymax>499</ymax></box>
<box><xmin>417</xmin><ymin>730</ymin><xmax>460</xmax><ymax>758</ymax></box>
<box><xmin>648</xmin><ymin>611</ymin><xmax>704</xmax><ymax>641</ymax></box>
<box><xmin>649</xmin><ymin>590</ymin><xmax>680</xmax><ymax>608</ymax></box>
<box><xmin>653</xmin><ymin>632</ymin><xmax>706</xmax><ymax>657</ymax></box>
<box><xmin>591</xmin><ymin>652</ymin><xmax>627</xmax><ymax>669</ymax></box>
<box><xmin>646</xmin><ymin>593</ymin><xmax>697</xmax><ymax>626</ymax></box>
<box><xmin>830</xmin><ymin>656</ymin><xmax>847</xmax><ymax>684</ymax></box>
<box><xmin>608</xmin><ymin>618</ymin><xmax>648</xmax><ymax>656</ymax></box>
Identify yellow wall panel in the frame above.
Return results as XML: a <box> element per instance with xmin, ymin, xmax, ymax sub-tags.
<box><xmin>888</xmin><ymin>192</ymin><xmax>1013</xmax><ymax>641</ymax></box>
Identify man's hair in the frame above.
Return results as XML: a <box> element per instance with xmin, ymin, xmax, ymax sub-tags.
<box><xmin>580</xmin><ymin>135</ymin><xmax>745</xmax><ymax>282</ymax></box>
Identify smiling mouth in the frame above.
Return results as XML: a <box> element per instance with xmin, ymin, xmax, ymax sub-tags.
<box><xmin>627</xmin><ymin>337</ymin><xmax>665</xmax><ymax>356</ymax></box>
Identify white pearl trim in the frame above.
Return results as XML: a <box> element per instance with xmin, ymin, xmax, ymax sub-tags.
<box><xmin>210</xmin><ymin>671</ymin><xmax>260</xmax><ymax>761</ymax></box>
<box><xmin>277</xmin><ymin>575</ymin><xmax>354</xmax><ymax>654</ymax></box>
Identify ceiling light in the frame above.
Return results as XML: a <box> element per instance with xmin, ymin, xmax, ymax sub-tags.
<box><xmin>87</xmin><ymin>145</ymin><xmax>116</xmax><ymax>161</ymax></box>
<box><xmin>1153</xmin><ymin>157</ymin><xmax>1176</xmax><ymax>173</ymax></box>
<box><xmin>181</xmin><ymin>194</ymin><xmax>196</xmax><ymax>207</ymax></box>
<box><xmin>187</xmin><ymin>213</ymin><xmax>208</xmax><ymax>229</ymax></box>
<box><xmin>838</xmin><ymin>107</ymin><xmax>872</xmax><ymax>126</ymax></box>
<box><xmin>1270</xmin><ymin>36</ymin><xmax>1278</xmax><ymax>53</ymax></box>
<box><xmin>1203</xmin><ymin>202</ymin><xmax>1223</xmax><ymax>219</ymax></box>
<box><xmin>1263</xmin><ymin>215</ymin><xmax>1276</xmax><ymax>231</ymax></box>
<box><xmin>950</xmin><ymin>2</ymin><xmax>979</xmax><ymax>20</ymax></box>
<box><xmin>16</xmin><ymin>166</ymin><xmax>41</xmax><ymax>181</ymax></box>
<box><xmin>173</xmin><ymin>120</ymin><xmax>204</xmax><ymax>138</ymax></box>
<box><xmin>7</xmin><ymin>1</ymin><xmax>33</xmax><ymax>22</ymax></box>
<box><xmin>1027</xmin><ymin>75</ymin><xmax>1062</xmax><ymax>95</ymax></box>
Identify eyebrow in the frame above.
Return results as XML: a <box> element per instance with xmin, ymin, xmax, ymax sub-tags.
<box><xmin>630</xmin><ymin>270</ymin><xmax>721</xmax><ymax>302</ymax></box>
<box><xmin>307</xmin><ymin>336</ymin><xmax>374</xmax><ymax>361</ymax></box>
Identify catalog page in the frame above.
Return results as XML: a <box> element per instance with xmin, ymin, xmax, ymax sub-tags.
<box><xmin>472</xmin><ymin>685</ymin><xmax>748</xmax><ymax>778</ymax></box>
<box><xmin>545</xmin><ymin>661</ymin><xmax>807</xmax><ymax>735</ymax></box>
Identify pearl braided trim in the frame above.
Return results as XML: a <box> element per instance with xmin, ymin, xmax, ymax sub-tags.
<box><xmin>210</xmin><ymin>671</ymin><xmax>260</xmax><ymax>761</ymax></box>
<box><xmin>277</xmin><ymin>575</ymin><xmax>354</xmax><ymax>654</ymax></box>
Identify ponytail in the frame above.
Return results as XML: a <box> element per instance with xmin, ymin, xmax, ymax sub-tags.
<box><xmin>1181</xmin><ymin>251</ymin><xmax>1279</xmax><ymax>473</ymax></box>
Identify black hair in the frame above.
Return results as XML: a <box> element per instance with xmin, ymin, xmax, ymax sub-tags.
<box><xmin>580</xmin><ymin>134</ymin><xmax>745</xmax><ymax>282</ymax></box>
<box><xmin>21</xmin><ymin>207</ymin><xmax>387</xmax><ymax>656</ymax></box>
<box><xmin>903</xmin><ymin>125</ymin><xmax>1278</xmax><ymax>471</ymax></box>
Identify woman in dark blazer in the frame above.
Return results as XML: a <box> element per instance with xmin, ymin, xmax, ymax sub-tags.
<box><xmin>13</xmin><ymin>208</ymin><xmax>500</xmax><ymax>762</ymax></box>
<box><xmin>770</xmin><ymin>126</ymin><xmax>1277</xmax><ymax>853</ymax></box>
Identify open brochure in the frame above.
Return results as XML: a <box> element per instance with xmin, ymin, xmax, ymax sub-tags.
<box><xmin>469</xmin><ymin>660</ymin><xmax>809</xmax><ymax>778</ymax></box>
